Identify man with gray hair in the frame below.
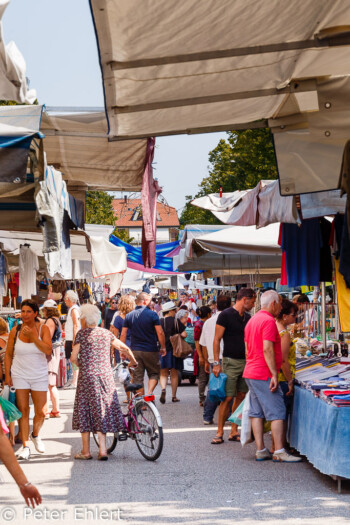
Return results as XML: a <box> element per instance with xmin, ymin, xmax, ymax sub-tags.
<box><xmin>243</xmin><ymin>290</ymin><xmax>301</xmax><ymax>463</ymax></box>
<box><xmin>121</xmin><ymin>292</ymin><xmax>166</xmax><ymax>395</ymax></box>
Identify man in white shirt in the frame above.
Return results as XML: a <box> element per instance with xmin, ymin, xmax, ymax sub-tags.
<box><xmin>200</xmin><ymin>295</ymin><xmax>232</xmax><ymax>424</ymax></box>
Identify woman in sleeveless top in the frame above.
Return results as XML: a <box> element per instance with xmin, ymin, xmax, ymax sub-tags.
<box><xmin>4</xmin><ymin>300</ymin><xmax>52</xmax><ymax>461</ymax></box>
<box><xmin>159</xmin><ymin>302</ymin><xmax>187</xmax><ymax>404</ymax></box>
<box><xmin>42</xmin><ymin>300</ymin><xmax>62</xmax><ymax>418</ymax></box>
<box><xmin>272</xmin><ymin>298</ymin><xmax>298</xmax><ymax>453</ymax></box>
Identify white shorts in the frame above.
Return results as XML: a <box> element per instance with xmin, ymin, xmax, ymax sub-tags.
<box><xmin>12</xmin><ymin>376</ymin><xmax>48</xmax><ymax>392</ymax></box>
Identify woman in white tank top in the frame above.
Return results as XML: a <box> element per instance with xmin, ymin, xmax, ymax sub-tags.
<box><xmin>4</xmin><ymin>300</ymin><xmax>52</xmax><ymax>461</ymax></box>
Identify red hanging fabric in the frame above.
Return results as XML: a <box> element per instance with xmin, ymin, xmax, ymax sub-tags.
<box><xmin>278</xmin><ymin>223</ymin><xmax>288</xmax><ymax>285</ymax></box>
<box><xmin>141</xmin><ymin>138</ymin><xmax>162</xmax><ymax>268</ymax></box>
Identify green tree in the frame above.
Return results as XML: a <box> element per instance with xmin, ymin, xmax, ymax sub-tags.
<box><xmin>180</xmin><ymin>128</ymin><xmax>277</xmax><ymax>225</ymax></box>
<box><xmin>112</xmin><ymin>227</ymin><xmax>134</xmax><ymax>244</ymax></box>
<box><xmin>85</xmin><ymin>191</ymin><xmax>115</xmax><ymax>225</ymax></box>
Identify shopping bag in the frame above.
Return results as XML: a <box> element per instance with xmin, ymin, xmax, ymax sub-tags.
<box><xmin>208</xmin><ymin>372</ymin><xmax>227</xmax><ymax>403</ymax></box>
<box><xmin>0</xmin><ymin>384</ymin><xmax>9</xmax><ymax>400</ymax></box>
<box><xmin>0</xmin><ymin>405</ymin><xmax>9</xmax><ymax>434</ymax></box>
<box><xmin>0</xmin><ymin>397</ymin><xmax>22</xmax><ymax>424</ymax></box>
<box><xmin>228</xmin><ymin>399</ymin><xmax>245</xmax><ymax>425</ymax></box>
<box><xmin>240</xmin><ymin>392</ymin><xmax>253</xmax><ymax>446</ymax></box>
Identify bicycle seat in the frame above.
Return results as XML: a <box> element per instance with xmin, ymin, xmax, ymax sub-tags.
<box><xmin>125</xmin><ymin>383</ymin><xmax>143</xmax><ymax>393</ymax></box>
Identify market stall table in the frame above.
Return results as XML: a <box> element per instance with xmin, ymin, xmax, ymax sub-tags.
<box><xmin>290</xmin><ymin>385</ymin><xmax>350</xmax><ymax>492</ymax></box>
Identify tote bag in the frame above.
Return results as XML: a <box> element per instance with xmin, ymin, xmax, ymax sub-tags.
<box><xmin>169</xmin><ymin>319</ymin><xmax>193</xmax><ymax>358</ymax></box>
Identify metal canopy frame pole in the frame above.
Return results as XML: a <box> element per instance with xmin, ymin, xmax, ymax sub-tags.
<box><xmin>321</xmin><ymin>282</ymin><xmax>327</xmax><ymax>351</ymax></box>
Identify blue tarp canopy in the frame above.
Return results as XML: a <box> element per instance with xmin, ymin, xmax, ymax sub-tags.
<box><xmin>110</xmin><ymin>235</ymin><xmax>179</xmax><ymax>273</ymax></box>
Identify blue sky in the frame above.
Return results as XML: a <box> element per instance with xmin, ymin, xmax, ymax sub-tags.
<box><xmin>3</xmin><ymin>0</ymin><xmax>226</xmax><ymax>214</ymax></box>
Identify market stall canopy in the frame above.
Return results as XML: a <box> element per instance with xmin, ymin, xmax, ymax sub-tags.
<box><xmin>41</xmin><ymin>110</ymin><xmax>147</xmax><ymax>191</ymax></box>
<box><xmin>173</xmin><ymin>223</ymin><xmax>281</xmax><ymax>273</ymax></box>
<box><xmin>89</xmin><ymin>0</ymin><xmax>350</xmax><ymax>140</ymax></box>
<box><xmin>0</xmin><ymin>230</ymin><xmax>127</xmax><ymax>294</ymax></box>
<box><xmin>179</xmin><ymin>224</ymin><xmax>232</xmax><ymax>246</ymax></box>
<box><xmin>0</xmin><ymin>1</ymin><xmax>36</xmax><ymax>104</ymax></box>
<box><xmin>192</xmin><ymin>180</ymin><xmax>346</xmax><ymax>226</ymax></box>
<box><xmin>177</xmin><ymin>276</ymin><xmax>223</xmax><ymax>291</ymax></box>
<box><xmin>193</xmin><ymin>223</ymin><xmax>281</xmax><ymax>256</ymax></box>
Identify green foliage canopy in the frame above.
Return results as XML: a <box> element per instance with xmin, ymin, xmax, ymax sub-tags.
<box><xmin>86</xmin><ymin>191</ymin><xmax>115</xmax><ymax>225</ymax></box>
<box><xmin>180</xmin><ymin>128</ymin><xmax>277</xmax><ymax>225</ymax></box>
<box><xmin>85</xmin><ymin>191</ymin><xmax>134</xmax><ymax>244</ymax></box>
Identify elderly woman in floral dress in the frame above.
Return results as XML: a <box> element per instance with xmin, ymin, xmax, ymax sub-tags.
<box><xmin>71</xmin><ymin>304</ymin><xmax>136</xmax><ymax>461</ymax></box>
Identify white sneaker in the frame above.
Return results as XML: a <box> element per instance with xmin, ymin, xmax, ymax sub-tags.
<box><xmin>255</xmin><ymin>448</ymin><xmax>272</xmax><ymax>461</ymax></box>
<box><xmin>273</xmin><ymin>450</ymin><xmax>302</xmax><ymax>463</ymax></box>
<box><xmin>30</xmin><ymin>433</ymin><xmax>45</xmax><ymax>453</ymax></box>
<box><xmin>16</xmin><ymin>446</ymin><xmax>31</xmax><ymax>460</ymax></box>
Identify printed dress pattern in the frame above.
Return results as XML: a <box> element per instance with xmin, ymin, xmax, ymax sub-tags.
<box><xmin>72</xmin><ymin>327</ymin><xmax>126</xmax><ymax>433</ymax></box>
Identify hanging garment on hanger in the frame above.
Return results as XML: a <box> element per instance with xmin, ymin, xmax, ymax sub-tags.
<box><xmin>18</xmin><ymin>246</ymin><xmax>39</xmax><ymax>300</ymax></box>
<box><xmin>281</xmin><ymin>219</ymin><xmax>321</xmax><ymax>287</ymax></box>
<box><xmin>0</xmin><ymin>252</ymin><xmax>8</xmax><ymax>296</ymax></box>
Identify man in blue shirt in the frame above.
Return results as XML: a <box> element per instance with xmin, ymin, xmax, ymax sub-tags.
<box><xmin>121</xmin><ymin>292</ymin><xmax>166</xmax><ymax>395</ymax></box>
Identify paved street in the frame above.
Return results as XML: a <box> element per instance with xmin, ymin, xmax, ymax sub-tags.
<box><xmin>1</xmin><ymin>380</ymin><xmax>350</xmax><ymax>525</ymax></box>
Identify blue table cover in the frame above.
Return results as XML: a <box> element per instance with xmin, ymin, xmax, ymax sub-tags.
<box><xmin>290</xmin><ymin>386</ymin><xmax>350</xmax><ymax>479</ymax></box>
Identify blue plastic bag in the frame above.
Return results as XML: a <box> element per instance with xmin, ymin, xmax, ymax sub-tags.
<box><xmin>208</xmin><ymin>372</ymin><xmax>227</xmax><ymax>403</ymax></box>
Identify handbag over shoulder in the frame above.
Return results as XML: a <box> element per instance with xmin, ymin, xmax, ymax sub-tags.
<box><xmin>170</xmin><ymin>319</ymin><xmax>193</xmax><ymax>358</ymax></box>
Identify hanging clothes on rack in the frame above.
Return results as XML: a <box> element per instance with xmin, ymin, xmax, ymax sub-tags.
<box><xmin>0</xmin><ymin>250</ymin><xmax>8</xmax><ymax>297</ymax></box>
<box><xmin>18</xmin><ymin>245</ymin><xmax>39</xmax><ymax>300</ymax></box>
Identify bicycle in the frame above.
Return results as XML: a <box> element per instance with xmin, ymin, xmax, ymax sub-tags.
<box><xmin>93</xmin><ymin>361</ymin><xmax>164</xmax><ymax>461</ymax></box>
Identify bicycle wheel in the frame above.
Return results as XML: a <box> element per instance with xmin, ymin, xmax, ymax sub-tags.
<box><xmin>133</xmin><ymin>400</ymin><xmax>163</xmax><ymax>461</ymax></box>
<box><xmin>92</xmin><ymin>432</ymin><xmax>118</xmax><ymax>454</ymax></box>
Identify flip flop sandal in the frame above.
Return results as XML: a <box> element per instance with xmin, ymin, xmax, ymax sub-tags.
<box><xmin>49</xmin><ymin>411</ymin><xmax>61</xmax><ymax>418</ymax></box>
<box><xmin>74</xmin><ymin>452</ymin><xmax>92</xmax><ymax>460</ymax></box>
<box><xmin>98</xmin><ymin>454</ymin><xmax>108</xmax><ymax>461</ymax></box>
<box><xmin>172</xmin><ymin>397</ymin><xmax>180</xmax><ymax>402</ymax></box>
<box><xmin>211</xmin><ymin>436</ymin><xmax>224</xmax><ymax>445</ymax></box>
<box><xmin>228</xmin><ymin>434</ymin><xmax>241</xmax><ymax>442</ymax></box>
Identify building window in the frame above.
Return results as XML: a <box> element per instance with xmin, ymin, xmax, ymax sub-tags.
<box><xmin>131</xmin><ymin>206</ymin><xmax>142</xmax><ymax>221</ymax></box>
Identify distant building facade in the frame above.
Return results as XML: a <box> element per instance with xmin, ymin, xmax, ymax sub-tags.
<box><xmin>112</xmin><ymin>198</ymin><xmax>179</xmax><ymax>245</ymax></box>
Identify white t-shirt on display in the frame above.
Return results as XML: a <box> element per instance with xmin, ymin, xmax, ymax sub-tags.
<box><xmin>19</xmin><ymin>246</ymin><xmax>39</xmax><ymax>300</ymax></box>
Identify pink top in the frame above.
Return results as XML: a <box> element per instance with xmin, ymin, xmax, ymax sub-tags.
<box><xmin>243</xmin><ymin>310</ymin><xmax>282</xmax><ymax>380</ymax></box>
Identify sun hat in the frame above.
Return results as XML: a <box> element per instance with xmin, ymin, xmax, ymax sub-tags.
<box><xmin>161</xmin><ymin>301</ymin><xmax>177</xmax><ymax>313</ymax></box>
<box><xmin>42</xmin><ymin>299</ymin><xmax>57</xmax><ymax>308</ymax></box>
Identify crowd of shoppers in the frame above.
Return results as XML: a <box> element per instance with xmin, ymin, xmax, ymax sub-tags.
<box><xmin>0</xmin><ymin>281</ymin><xmax>305</xmax><ymax>507</ymax></box>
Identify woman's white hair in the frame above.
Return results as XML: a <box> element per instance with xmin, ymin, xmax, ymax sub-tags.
<box><xmin>80</xmin><ymin>304</ymin><xmax>101</xmax><ymax>327</ymax></box>
<box><xmin>260</xmin><ymin>290</ymin><xmax>280</xmax><ymax>308</ymax></box>
<box><xmin>65</xmin><ymin>290</ymin><xmax>79</xmax><ymax>304</ymax></box>
<box><xmin>176</xmin><ymin>309</ymin><xmax>188</xmax><ymax>321</ymax></box>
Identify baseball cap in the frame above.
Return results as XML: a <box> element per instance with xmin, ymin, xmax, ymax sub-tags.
<box><xmin>43</xmin><ymin>299</ymin><xmax>57</xmax><ymax>308</ymax></box>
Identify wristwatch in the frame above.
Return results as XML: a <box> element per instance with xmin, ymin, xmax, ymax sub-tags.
<box><xmin>213</xmin><ymin>361</ymin><xmax>220</xmax><ymax>366</ymax></box>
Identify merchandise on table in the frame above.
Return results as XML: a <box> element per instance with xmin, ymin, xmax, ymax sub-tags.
<box><xmin>294</xmin><ymin>355</ymin><xmax>350</xmax><ymax>406</ymax></box>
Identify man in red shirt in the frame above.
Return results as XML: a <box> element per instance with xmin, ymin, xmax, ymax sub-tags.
<box><xmin>244</xmin><ymin>290</ymin><xmax>301</xmax><ymax>463</ymax></box>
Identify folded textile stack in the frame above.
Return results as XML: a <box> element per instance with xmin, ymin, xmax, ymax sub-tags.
<box><xmin>295</xmin><ymin>357</ymin><xmax>350</xmax><ymax>405</ymax></box>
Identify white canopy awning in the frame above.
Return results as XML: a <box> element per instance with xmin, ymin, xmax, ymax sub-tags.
<box><xmin>90</xmin><ymin>0</ymin><xmax>350</xmax><ymax>140</ymax></box>
<box><xmin>0</xmin><ymin>1</ymin><xmax>36</xmax><ymax>104</ymax></box>
<box><xmin>90</xmin><ymin>0</ymin><xmax>350</xmax><ymax>195</ymax></box>
<box><xmin>193</xmin><ymin>223</ymin><xmax>281</xmax><ymax>256</ymax></box>
<box><xmin>173</xmin><ymin>223</ymin><xmax>281</xmax><ymax>273</ymax></box>
<box><xmin>41</xmin><ymin>110</ymin><xmax>147</xmax><ymax>191</ymax></box>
